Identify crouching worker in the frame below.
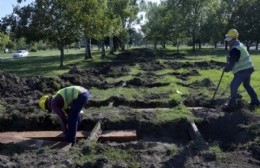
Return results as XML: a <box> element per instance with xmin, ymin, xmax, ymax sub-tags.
<box><xmin>223</xmin><ymin>29</ymin><xmax>260</xmax><ymax>111</ymax></box>
<box><xmin>39</xmin><ymin>86</ymin><xmax>91</xmax><ymax>144</ymax></box>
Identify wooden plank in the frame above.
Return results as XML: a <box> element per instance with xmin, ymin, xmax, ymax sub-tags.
<box><xmin>188</xmin><ymin>121</ymin><xmax>206</xmax><ymax>146</ymax></box>
<box><xmin>87</xmin><ymin>120</ymin><xmax>102</xmax><ymax>142</ymax></box>
<box><xmin>99</xmin><ymin>130</ymin><xmax>137</xmax><ymax>142</ymax></box>
<box><xmin>0</xmin><ymin>131</ymin><xmax>89</xmax><ymax>142</ymax></box>
<box><xmin>0</xmin><ymin>135</ymin><xmax>72</xmax><ymax>151</ymax></box>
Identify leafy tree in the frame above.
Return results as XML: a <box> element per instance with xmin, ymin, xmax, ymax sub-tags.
<box><xmin>200</xmin><ymin>0</ymin><xmax>225</xmax><ymax>48</ymax></box>
<box><xmin>165</xmin><ymin>0</ymin><xmax>186</xmax><ymax>52</ymax></box>
<box><xmin>142</xmin><ymin>2</ymin><xmax>166</xmax><ymax>49</ymax></box>
<box><xmin>0</xmin><ymin>32</ymin><xmax>10</xmax><ymax>50</ymax></box>
<box><xmin>32</xmin><ymin>0</ymin><xmax>80</xmax><ymax>67</ymax></box>
<box><xmin>73</xmin><ymin>0</ymin><xmax>102</xmax><ymax>59</ymax></box>
<box><xmin>229</xmin><ymin>0</ymin><xmax>260</xmax><ymax>51</ymax></box>
<box><xmin>109</xmin><ymin>0</ymin><xmax>139</xmax><ymax>52</ymax></box>
<box><xmin>1</xmin><ymin>0</ymin><xmax>80</xmax><ymax>67</ymax></box>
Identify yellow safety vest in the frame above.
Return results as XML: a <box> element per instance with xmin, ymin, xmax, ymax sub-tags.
<box><xmin>55</xmin><ymin>86</ymin><xmax>80</xmax><ymax>109</ymax></box>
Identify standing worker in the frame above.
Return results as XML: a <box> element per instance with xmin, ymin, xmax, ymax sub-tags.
<box><xmin>223</xmin><ymin>29</ymin><xmax>260</xmax><ymax>111</ymax></box>
<box><xmin>39</xmin><ymin>86</ymin><xmax>91</xmax><ymax>144</ymax></box>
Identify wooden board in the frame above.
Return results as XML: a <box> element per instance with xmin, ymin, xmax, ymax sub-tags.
<box><xmin>0</xmin><ymin>131</ymin><xmax>89</xmax><ymax>142</ymax></box>
<box><xmin>99</xmin><ymin>130</ymin><xmax>137</xmax><ymax>142</ymax></box>
<box><xmin>0</xmin><ymin>129</ymin><xmax>137</xmax><ymax>151</ymax></box>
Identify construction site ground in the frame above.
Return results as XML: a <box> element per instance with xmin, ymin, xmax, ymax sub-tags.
<box><xmin>0</xmin><ymin>48</ymin><xmax>259</xmax><ymax>168</ymax></box>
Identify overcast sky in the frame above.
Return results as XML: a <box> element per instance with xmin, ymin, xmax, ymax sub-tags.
<box><xmin>0</xmin><ymin>0</ymin><xmax>160</xmax><ymax>20</ymax></box>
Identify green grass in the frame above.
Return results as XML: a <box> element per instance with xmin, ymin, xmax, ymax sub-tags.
<box><xmin>209</xmin><ymin>144</ymin><xmax>227</xmax><ymax>161</ymax></box>
<box><xmin>1</xmin><ymin>47</ymin><xmax>260</xmax><ymax>115</ymax></box>
<box><xmin>0</xmin><ymin>48</ymin><xmax>111</xmax><ymax>77</ymax></box>
<box><xmin>70</xmin><ymin>142</ymin><xmax>140</xmax><ymax>168</ymax></box>
<box><xmin>155</xmin><ymin>105</ymin><xmax>193</xmax><ymax>123</ymax></box>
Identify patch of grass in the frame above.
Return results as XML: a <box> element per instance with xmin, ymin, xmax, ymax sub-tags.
<box><xmin>0</xmin><ymin>48</ymin><xmax>102</xmax><ymax>77</ymax></box>
<box><xmin>129</xmin><ymin>63</ymin><xmax>144</xmax><ymax>75</ymax></box>
<box><xmin>253</xmin><ymin>108</ymin><xmax>260</xmax><ymax>115</ymax></box>
<box><xmin>71</xmin><ymin>142</ymin><xmax>140</xmax><ymax>168</ymax></box>
<box><xmin>209</xmin><ymin>144</ymin><xmax>227</xmax><ymax>161</ymax></box>
<box><xmin>0</xmin><ymin>103</ymin><xmax>6</xmax><ymax>117</ymax></box>
<box><xmin>245</xmin><ymin>122</ymin><xmax>260</xmax><ymax>135</ymax></box>
<box><xmin>106</xmin><ymin>75</ymin><xmax>134</xmax><ymax>83</ymax></box>
<box><xmin>155</xmin><ymin>105</ymin><xmax>193</xmax><ymax>123</ymax></box>
<box><xmin>91</xmin><ymin>87</ymin><xmax>142</xmax><ymax>101</ymax></box>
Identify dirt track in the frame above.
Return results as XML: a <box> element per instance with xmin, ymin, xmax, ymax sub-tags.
<box><xmin>0</xmin><ymin>48</ymin><xmax>259</xmax><ymax>168</ymax></box>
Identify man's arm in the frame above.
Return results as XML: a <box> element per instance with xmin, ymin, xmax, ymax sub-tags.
<box><xmin>224</xmin><ymin>48</ymin><xmax>240</xmax><ymax>72</ymax></box>
<box><xmin>51</xmin><ymin>95</ymin><xmax>68</xmax><ymax>134</ymax></box>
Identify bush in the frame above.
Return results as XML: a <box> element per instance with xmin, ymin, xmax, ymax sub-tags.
<box><xmin>30</xmin><ymin>48</ymin><xmax>37</xmax><ymax>52</ymax></box>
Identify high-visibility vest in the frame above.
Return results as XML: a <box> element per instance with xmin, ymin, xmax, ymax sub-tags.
<box><xmin>232</xmin><ymin>42</ymin><xmax>253</xmax><ymax>74</ymax></box>
<box><xmin>55</xmin><ymin>86</ymin><xmax>80</xmax><ymax>109</ymax></box>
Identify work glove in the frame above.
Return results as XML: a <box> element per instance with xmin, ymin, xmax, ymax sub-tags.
<box><xmin>223</xmin><ymin>64</ymin><xmax>231</xmax><ymax>72</ymax></box>
<box><xmin>223</xmin><ymin>66</ymin><xmax>228</xmax><ymax>72</ymax></box>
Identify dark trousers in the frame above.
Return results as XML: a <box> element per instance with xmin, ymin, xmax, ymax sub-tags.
<box><xmin>229</xmin><ymin>68</ymin><xmax>259</xmax><ymax>107</ymax></box>
<box><xmin>66</xmin><ymin>92</ymin><xmax>89</xmax><ymax>143</ymax></box>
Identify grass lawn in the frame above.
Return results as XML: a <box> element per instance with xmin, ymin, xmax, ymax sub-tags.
<box><xmin>1</xmin><ymin>46</ymin><xmax>260</xmax><ymax>115</ymax></box>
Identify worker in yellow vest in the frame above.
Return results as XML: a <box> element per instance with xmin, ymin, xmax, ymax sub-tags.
<box><xmin>223</xmin><ymin>29</ymin><xmax>260</xmax><ymax>111</ymax></box>
<box><xmin>39</xmin><ymin>86</ymin><xmax>91</xmax><ymax>144</ymax></box>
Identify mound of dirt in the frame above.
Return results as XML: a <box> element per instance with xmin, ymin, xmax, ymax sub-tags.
<box><xmin>127</xmin><ymin>72</ymin><xmax>168</xmax><ymax>87</ymax></box>
<box><xmin>191</xmin><ymin>78</ymin><xmax>215</xmax><ymax>88</ymax></box>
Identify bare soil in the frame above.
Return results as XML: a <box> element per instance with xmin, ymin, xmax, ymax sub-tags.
<box><xmin>0</xmin><ymin>48</ymin><xmax>259</xmax><ymax>168</ymax></box>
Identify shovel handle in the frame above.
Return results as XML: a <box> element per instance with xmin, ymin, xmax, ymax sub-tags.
<box><xmin>210</xmin><ymin>70</ymin><xmax>225</xmax><ymax>106</ymax></box>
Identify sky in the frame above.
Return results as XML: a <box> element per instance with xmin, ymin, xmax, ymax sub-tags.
<box><xmin>0</xmin><ymin>0</ymin><xmax>35</xmax><ymax>19</ymax></box>
<box><xmin>0</xmin><ymin>0</ymin><xmax>160</xmax><ymax>20</ymax></box>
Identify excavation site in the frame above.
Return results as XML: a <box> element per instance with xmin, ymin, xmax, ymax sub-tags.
<box><xmin>0</xmin><ymin>49</ymin><xmax>259</xmax><ymax>168</ymax></box>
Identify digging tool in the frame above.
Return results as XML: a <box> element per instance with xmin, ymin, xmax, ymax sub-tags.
<box><xmin>210</xmin><ymin>69</ymin><xmax>225</xmax><ymax>106</ymax></box>
<box><xmin>203</xmin><ymin>69</ymin><xmax>225</xmax><ymax>120</ymax></box>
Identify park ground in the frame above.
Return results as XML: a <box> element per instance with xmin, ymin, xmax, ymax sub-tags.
<box><xmin>0</xmin><ymin>47</ymin><xmax>259</xmax><ymax>168</ymax></box>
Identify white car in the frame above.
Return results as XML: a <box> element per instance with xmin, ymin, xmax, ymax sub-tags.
<box><xmin>13</xmin><ymin>50</ymin><xmax>29</xmax><ymax>58</ymax></box>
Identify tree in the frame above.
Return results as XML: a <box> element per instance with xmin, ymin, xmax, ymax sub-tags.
<box><xmin>142</xmin><ymin>2</ymin><xmax>166</xmax><ymax>49</ymax></box>
<box><xmin>109</xmin><ymin>0</ymin><xmax>139</xmax><ymax>52</ymax></box>
<box><xmin>73</xmin><ymin>0</ymin><xmax>102</xmax><ymax>59</ymax></box>
<box><xmin>0</xmin><ymin>32</ymin><xmax>10</xmax><ymax>50</ymax></box>
<box><xmin>200</xmin><ymin>0</ymin><xmax>225</xmax><ymax>48</ymax></box>
<box><xmin>1</xmin><ymin>0</ymin><xmax>81</xmax><ymax>67</ymax></box>
<box><xmin>165</xmin><ymin>0</ymin><xmax>186</xmax><ymax>52</ymax></box>
<box><xmin>32</xmin><ymin>0</ymin><xmax>80</xmax><ymax>67</ymax></box>
<box><xmin>229</xmin><ymin>0</ymin><xmax>260</xmax><ymax>51</ymax></box>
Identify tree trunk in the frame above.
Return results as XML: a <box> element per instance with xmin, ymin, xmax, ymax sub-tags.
<box><xmin>256</xmin><ymin>41</ymin><xmax>259</xmax><ymax>50</ymax></box>
<box><xmin>84</xmin><ymin>38</ymin><xmax>92</xmax><ymax>59</ymax></box>
<box><xmin>85</xmin><ymin>38</ymin><xmax>92</xmax><ymax>59</ymax></box>
<box><xmin>246</xmin><ymin>41</ymin><xmax>251</xmax><ymax>51</ymax></box>
<box><xmin>101</xmin><ymin>40</ymin><xmax>106</xmax><ymax>57</ymax></box>
<box><xmin>192</xmin><ymin>33</ymin><xmax>196</xmax><ymax>52</ymax></box>
<box><xmin>161</xmin><ymin>41</ymin><xmax>166</xmax><ymax>49</ymax></box>
<box><xmin>154</xmin><ymin>41</ymin><xmax>157</xmax><ymax>49</ymax></box>
<box><xmin>214</xmin><ymin>42</ymin><xmax>217</xmax><ymax>48</ymax></box>
<box><xmin>57</xmin><ymin>40</ymin><xmax>64</xmax><ymax>67</ymax></box>
<box><xmin>176</xmin><ymin>40</ymin><xmax>179</xmax><ymax>54</ymax></box>
<box><xmin>109</xmin><ymin>35</ymin><xmax>114</xmax><ymax>54</ymax></box>
<box><xmin>198</xmin><ymin>39</ymin><xmax>201</xmax><ymax>49</ymax></box>
<box><xmin>246</xmin><ymin>45</ymin><xmax>250</xmax><ymax>52</ymax></box>
<box><xmin>225</xmin><ymin>42</ymin><xmax>228</xmax><ymax>50</ymax></box>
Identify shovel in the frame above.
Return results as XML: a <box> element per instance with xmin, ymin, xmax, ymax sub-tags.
<box><xmin>210</xmin><ymin>69</ymin><xmax>225</xmax><ymax>106</ymax></box>
<box><xmin>203</xmin><ymin>69</ymin><xmax>225</xmax><ymax>119</ymax></box>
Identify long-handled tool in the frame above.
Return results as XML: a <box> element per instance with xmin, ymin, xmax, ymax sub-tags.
<box><xmin>203</xmin><ymin>70</ymin><xmax>225</xmax><ymax>120</ymax></box>
<box><xmin>210</xmin><ymin>69</ymin><xmax>225</xmax><ymax>106</ymax></box>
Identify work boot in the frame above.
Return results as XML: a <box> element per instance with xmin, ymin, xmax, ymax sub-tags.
<box><xmin>221</xmin><ymin>104</ymin><xmax>238</xmax><ymax>112</ymax></box>
<box><xmin>249</xmin><ymin>101</ymin><xmax>260</xmax><ymax>110</ymax></box>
